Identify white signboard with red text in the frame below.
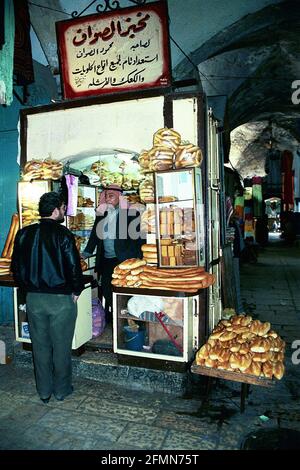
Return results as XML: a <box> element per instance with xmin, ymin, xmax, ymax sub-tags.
<box><xmin>56</xmin><ymin>1</ymin><xmax>171</xmax><ymax>99</ymax></box>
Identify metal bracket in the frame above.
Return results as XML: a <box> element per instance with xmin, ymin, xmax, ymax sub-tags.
<box><xmin>13</xmin><ymin>85</ymin><xmax>29</xmax><ymax>106</ymax></box>
<box><xmin>72</xmin><ymin>0</ymin><xmax>147</xmax><ymax>17</ymax></box>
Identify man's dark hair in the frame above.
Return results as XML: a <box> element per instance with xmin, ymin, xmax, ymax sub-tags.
<box><xmin>39</xmin><ymin>191</ymin><xmax>64</xmax><ymax>217</ymax></box>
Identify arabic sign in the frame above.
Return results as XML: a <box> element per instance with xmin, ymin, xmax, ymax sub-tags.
<box><xmin>56</xmin><ymin>1</ymin><xmax>171</xmax><ymax>99</ymax></box>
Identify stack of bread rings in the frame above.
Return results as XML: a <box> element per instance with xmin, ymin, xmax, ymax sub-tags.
<box><xmin>175</xmin><ymin>144</ymin><xmax>203</xmax><ymax>169</ymax></box>
<box><xmin>139</xmin><ymin>176</ymin><xmax>155</xmax><ymax>204</ymax></box>
<box><xmin>137</xmin><ymin>127</ymin><xmax>203</xmax><ymax>177</ymax></box>
<box><xmin>141</xmin><ymin>244</ymin><xmax>158</xmax><ymax>265</ymax></box>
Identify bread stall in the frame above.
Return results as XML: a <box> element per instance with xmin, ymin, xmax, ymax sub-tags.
<box><xmin>191</xmin><ymin>313</ymin><xmax>286</xmax><ymax>411</ymax></box>
<box><xmin>0</xmin><ymin>200</ymin><xmax>94</xmax><ymax>350</ymax></box>
<box><xmin>12</xmin><ymin>88</ymin><xmax>223</xmax><ymax>369</ymax></box>
<box><xmin>111</xmin><ymin>125</ymin><xmax>216</xmax><ymax>365</ymax></box>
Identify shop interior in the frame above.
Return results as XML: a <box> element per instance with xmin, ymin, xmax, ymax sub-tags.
<box><xmin>14</xmin><ymin>92</ymin><xmax>209</xmax><ymax>358</ymax></box>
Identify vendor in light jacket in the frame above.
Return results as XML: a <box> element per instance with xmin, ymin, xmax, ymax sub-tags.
<box><xmin>82</xmin><ymin>184</ymin><xmax>145</xmax><ymax>323</ymax></box>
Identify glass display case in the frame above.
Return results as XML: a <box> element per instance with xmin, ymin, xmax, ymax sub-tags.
<box><xmin>14</xmin><ymin>283</ymin><xmax>93</xmax><ymax>349</ymax></box>
<box><xmin>66</xmin><ymin>184</ymin><xmax>97</xmax><ymax>253</ymax></box>
<box><xmin>18</xmin><ymin>180</ymin><xmax>63</xmax><ymax>228</ymax></box>
<box><xmin>113</xmin><ymin>289</ymin><xmax>201</xmax><ymax>362</ymax></box>
<box><xmin>154</xmin><ymin>168</ymin><xmax>205</xmax><ymax>268</ymax></box>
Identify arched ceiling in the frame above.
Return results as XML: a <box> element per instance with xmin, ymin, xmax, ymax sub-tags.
<box><xmin>173</xmin><ymin>0</ymin><xmax>300</xmax><ymax>174</ymax></box>
<box><xmin>27</xmin><ymin>0</ymin><xmax>300</xmax><ymax>176</ymax></box>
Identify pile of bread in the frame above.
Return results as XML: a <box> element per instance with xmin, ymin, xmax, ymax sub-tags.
<box><xmin>18</xmin><ymin>194</ymin><xmax>40</xmax><ymax>227</ymax></box>
<box><xmin>158</xmin><ymin>207</ymin><xmax>196</xmax><ymax>265</ymax></box>
<box><xmin>77</xmin><ymin>195</ymin><xmax>94</xmax><ymax>207</ymax></box>
<box><xmin>195</xmin><ymin>315</ymin><xmax>285</xmax><ymax>380</ymax></box>
<box><xmin>139</xmin><ymin>176</ymin><xmax>155</xmax><ymax>204</ymax></box>
<box><xmin>126</xmin><ymin>194</ymin><xmax>141</xmax><ymax>205</ymax></box>
<box><xmin>0</xmin><ymin>213</ymin><xmax>19</xmax><ymax>276</ymax></box>
<box><xmin>22</xmin><ymin>159</ymin><xmax>63</xmax><ymax>181</ymax></box>
<box><xmin>141</xmin><ymin>244</ymin><xmax>158</xmax><ymax>265</ymax></box>
<box><xmin>141</xmin><ymin>206</ymin><xmax>156</xmax><ymax>234</ymax></box>
<box><xmin>90</xmin><ymin>162</ymin><xmax>140</xmax><ymax>190</ymax></box>
<box><xmin>74</xmin><ymin>236</ymin><xmax>88</xmax><ymax>271</ymax></box>
<box><xmin>138</xmin><ymin>128</ymin><xmax>203</xmax><ymax>172</ymax></box>
<box><xmin>159</xmin><ymin>239</ymin><xmax>184</xmax><ymax>266</ymax></box>
<box><xmin>22</xmin><ymin>208</ymin><xmax>40</xmax><ymax>227</ymax></box>
<box><xmin>68</xmin><ymin>212</ymin><xmax>94</xmax><ymax>231</ymax></box>
<box><xmin>111</xmin><ymin>258</ymin><xmax>215</xmax><ymax>292</ymax></box>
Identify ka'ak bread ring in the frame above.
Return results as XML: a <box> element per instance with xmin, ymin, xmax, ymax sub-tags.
<box><xmin>2</xmin><ymin>213</ymin><xmax>19</xmax><ymax>258</ymax></box>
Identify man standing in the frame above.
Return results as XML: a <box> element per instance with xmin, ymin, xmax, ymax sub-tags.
<box><xmin>82</xmin><ymin>184</ymin><xmax>145</xmax><ymax>324</ymax></box>
<box><xmin>11</xmin><ymin>191</ymin><xmax>84</xmax><ymax>403</ymax></box>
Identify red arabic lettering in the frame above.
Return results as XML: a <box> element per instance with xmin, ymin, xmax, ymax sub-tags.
<box><xmin>72</xmin><ymin>13</ymin><xmax>150</xmax><ymax>47</ymax></box>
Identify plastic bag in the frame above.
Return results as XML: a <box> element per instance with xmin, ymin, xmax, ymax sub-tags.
<box><xmin>92</xmin><ymin>298</ymin><xmax>106</xmax><ymax>337</ymax></box>
<box><xmin>127</xmin><ymin>296</ymin><xmax>164</xmax><ymax>318</ymax></box>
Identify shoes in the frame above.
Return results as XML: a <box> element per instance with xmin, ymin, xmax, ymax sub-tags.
<box><xmin>40</xmin><ymin>396</ymin><xmax>51</xmax><ymax>404</ymax></box>
<box><xmin>55</xmin><ymin>386</ymin><xmax>74</xmax><ymax>401</ymax></box>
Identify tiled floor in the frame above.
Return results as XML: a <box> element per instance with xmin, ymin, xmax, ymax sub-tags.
<box><xmin>0</xmin><ymin>238</ymin><xmax>300</xmax><ymax>450</ymax></box>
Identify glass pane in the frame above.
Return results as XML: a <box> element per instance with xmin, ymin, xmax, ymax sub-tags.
<box><xmin>156</xmin><ymin>170</ymin><xmax>198</xmax><ymax>267</ymax></box>
<box><xmin>116</xmin><ymin>294</ymin><xmax>184</xmax><ymax>358</ymax></box>
<box><xmin>18</xmin><ymin>181</ymin><xmax>50</xmax><ymax>228</ymax></box>
<box><xmin>156</xmin><ymin>170</ymin><xmax>193</xmax><ymax>201</ymax></box>
<box><xmin>67</xmin><ymin>185</ymin><xmax>96</xmax><ymax>252</ymax></box>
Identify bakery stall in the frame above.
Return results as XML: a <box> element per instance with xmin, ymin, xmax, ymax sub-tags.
<box><xmin>0</xmin><ymin>207</ymin><xmax>94</xmax><ymax>350</ymax></box>
<box><xmin>111</xmin><ymin>135</ymin><xmax>215</xmax><ymax>365</ymax></box>
<box><xmin>9</xmin><ymin>153</ymin><xmax>144</xmax><ymax>350</ymax></box>
<box><xmin>4</xmin><ymin>88</ymin><xmax>223</xmax><ymax>370</ymax></box>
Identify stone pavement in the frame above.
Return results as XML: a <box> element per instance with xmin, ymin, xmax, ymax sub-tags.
<box><xmin>0</xmin><ymin>238</ymin><xmax>300</xmax><ymax>451</ymax></box>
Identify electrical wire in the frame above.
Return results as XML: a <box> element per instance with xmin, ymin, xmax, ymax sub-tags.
<box><xmin>28</xmin><ymin>3</ymin><xmax>277</xmax><ymax>89</ymax></box>
<box><xmin>202</xmin><ymin>75</ymin><xmax>291</xmax><ymax>81</ymax></box>
<box><xmin>28</xmin><ymin>2</ymin><xmax>71</xmax><ymax>16</ymax></box>
<box><xmin>169</xmin><ymin>34</ymin><xmax>222</xmax><ymax>95</ymax></box>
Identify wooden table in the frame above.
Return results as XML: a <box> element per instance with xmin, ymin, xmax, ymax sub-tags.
<box><xmin>0</xmin><ymin>275</ymin><xmax>16</xmax><ymax>287</ymax></box>
<box><xmin>191</xmin><ymin>362</ymin><xmax>275</xmax><ymax>413</ymax></box>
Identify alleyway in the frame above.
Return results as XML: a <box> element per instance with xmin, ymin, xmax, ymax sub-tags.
<box><xmin>0</xmin><ymin>239</ymin><xmax>300</xmax><ymax>451</ymax></box>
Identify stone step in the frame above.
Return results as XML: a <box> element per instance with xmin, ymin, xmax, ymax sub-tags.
<box><xmin>13</xmin><ymin>346</ymin><xmax>189</xmax><ymax>397</ymax></box>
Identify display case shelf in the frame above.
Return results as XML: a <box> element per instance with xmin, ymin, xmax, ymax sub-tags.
<box><xmin>113</xmin><ymin>286</ymin><xmax>202</xmax><ymax>297</ymax></box>
<box><xmin>158</xmin><ymin>198</ymin><xmax>193</xmax><ymax>204</ymax></box>
<box><xmin>113</xmin><ymin>290</ymin><xmax>202</xmax><ymax>362</ymax></box>
<box><xmin>118</xmin><ymin>309</ymin><xmax>183</xmax><ymax>326</ymax></box>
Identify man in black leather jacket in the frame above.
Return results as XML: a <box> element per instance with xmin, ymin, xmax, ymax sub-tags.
<box><xmin>11</xmin><ymin>191</ymin><xmax>84</xmax><ymax>404</ymax></box>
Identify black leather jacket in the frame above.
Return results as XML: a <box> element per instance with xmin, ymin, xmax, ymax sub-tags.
<box><xmin>11</xmin><ymin>219</ymin><xmax>84</xmax><ymax>296</ymax></box>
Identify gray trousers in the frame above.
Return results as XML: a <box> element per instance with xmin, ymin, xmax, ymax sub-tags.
<box><xmin>26</xmin><ymin>293</ymin><xmax>77</xmax><ymax>399</ymax></box>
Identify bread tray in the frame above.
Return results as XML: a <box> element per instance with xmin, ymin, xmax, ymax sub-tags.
<box><xmin>191</xmin><ymin>362</ymin><xmax>275</xmax><ymax>387</ymax></box>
